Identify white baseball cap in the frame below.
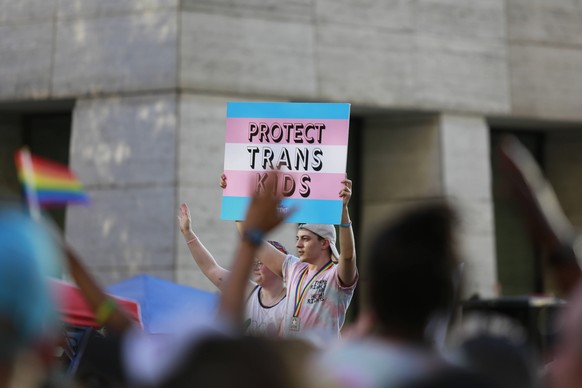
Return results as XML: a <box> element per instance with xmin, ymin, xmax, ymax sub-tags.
<box><xmin>298</xmin><ymin>224</ymin><xmax>339</xmax><ymax>262</ymax></box>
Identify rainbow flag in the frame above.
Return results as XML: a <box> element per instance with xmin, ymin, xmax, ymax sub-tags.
<box><xmin>14</xmin><ymin>148</ymin><xmax>89</xmax><ymax>207</ymax></box>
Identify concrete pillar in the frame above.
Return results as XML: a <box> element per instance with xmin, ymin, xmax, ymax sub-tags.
<box><xmin>440</xmin><ymin>114</ymin><xmax>497</xmax><ymax>298</ymax></box>
<box><xmin>361</xmin><ymin>113</ymin><xmax>497</xmax><ymax>299</ymax></box>
<box><xmin>66</xmin><ymin>93</ymin><xmax>178</xmax><ymax>285</ymax></box>
<box><xmin>361</xmin><ymin>115</ymin><xmax>443</xmax><ymax>257</ymax></box>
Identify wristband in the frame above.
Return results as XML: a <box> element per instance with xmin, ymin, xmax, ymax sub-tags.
<box><xmin>96</xmin><ymin>298</ymin><xmax>117</xmax><ymax>326</ymax></box>
<box><xmin>243</xmin><ymin>228</ymin><xmax>264</xmax><ymax>247</ymax></box>
<box><xmin>340</xmin><ymin>221</ymin><xmax>352</xmax><ymax>228</ymax></box>
<box><xmin>186</xmin><ymin>236</ymin><xmax>198</xmax><ymax>244</ymax></box>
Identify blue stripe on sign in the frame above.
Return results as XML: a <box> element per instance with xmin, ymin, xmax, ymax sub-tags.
<box><xmin>221</xmin><ymin>196</ymin><xmax>343</xmax><ymax>225</ymax></box>
<box><xmin>226</xmin><ymin>102</ymin><xmax>351</xmax><ymax>120</ymax></box>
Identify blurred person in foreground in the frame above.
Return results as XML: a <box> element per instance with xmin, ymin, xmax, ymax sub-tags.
<box><xmin>220</xmin><ymin>173</ymin><xmax>358</xmax><ymax>341</ymax></box>
<box><xmin>178</xmin><ymin>202</ymin><xmax>287</xmax><ymax>336</ymax></box>
<box><xmin>545</xmin><ymin>284</ymin><xmax>582</xmax><ymax>388</ymax></box>
<box><xmin>53</xmin><ymin>173</ymin><xmax>310</xmax><ymax>388</ymax></box>
<box><xmin>314</xmin><ymin>203</ymin><xmax>459</xmax><ymax>387</ymax></box>
<box><xmin>498</xmin><ymin>136</ymin><xmax>582</xmax><ymax>388</ymax></box>
<box><xmin>160</xmin><ymin>174</ymin><xmax>315</xmax><ymax>387</ymax></box>
<box><xmin>444</xmin><ymin>313</ymin><xmax>537</xmax><ymax>388</ymax></box>
<box><xmin>0</xmin><ymin>201</ymin><xmax>62</xmax><ymax>388</ymax></box>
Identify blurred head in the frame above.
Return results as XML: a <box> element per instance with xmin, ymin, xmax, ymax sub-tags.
<box><xmin>367</xmin><ymin>203</ymin><xmax>458</xmax><ymax>340</ymax></box>
<box><xmin>296</xmin><ymin>224</ymin><xmax>338</xmax><ymax>263</ymax></box>
<box><xmin>0</xmin><ymin>205</ymin><xmax>60</xmax><ymax>360</ymax></box>
<box><xmin>401</xmin><ymin>367</ymin><xmax>499</xmax><ymax>388</ymax></box>
<box><xmin>160</xmin><ymin>336</ymin><xmax>297</xmax><ymax>388</ymax></box>
<box><xmin>446</xmin><ymin>313</ymin><xmax>535</xmax><ymax>388</ymax></box>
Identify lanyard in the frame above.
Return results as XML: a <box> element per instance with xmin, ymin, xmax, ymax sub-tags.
<box><xmin>292</xmin><ymin>260</ymin><xmax>334</xmax><ymax>318</ymax></box>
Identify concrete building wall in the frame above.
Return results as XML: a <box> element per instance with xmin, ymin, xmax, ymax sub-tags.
<box><xmin>66</xmin><ymin>94</ymin><xmax>178</xmax><ymax>284</ymax></box>
<box><xmin>1</xmin><ymin>0</ymin><xmax>581</xmax><ymax>296</ymax></box>
<box><xmin>0</xmin><ymin>1</ymin><xmax>179</xmax><ymax>100</ymax></box>
<box><xmin>179</xmin><ymin>1</ymin><xmax>510</xmax><ymax>114</ymax></box>
<box><xmin>507</xmin><ymin>0</ymin><xmax>582</xmax><ymax>121</ymax></box>
<box><xmin>440</xmin><ymin>115</ymin><xmax>496</xmax><ymax>298</ymax></box>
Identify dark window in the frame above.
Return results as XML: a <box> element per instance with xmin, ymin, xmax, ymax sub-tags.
<box><xmin>491</xmin><ymin>131</ymin><xmax>545</xmax><ymax>295</ymax></box>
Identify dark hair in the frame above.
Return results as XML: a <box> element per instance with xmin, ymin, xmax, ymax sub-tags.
<box><xmin>459</xmin><ymin>335</ymin><xmax>535</xmax><ymax>388</ymax></box>
<box><xmin>401</xmin><ymin>367</ymin><xmax>499</xmax><ymax>388</ymax></box>
<box><xmin>267</xmin><ymin>240</ymin><xmax>288</xmax><ymax>254</ymax></box>
<box><xmin>159</xmin><ymin>336</ymin><xmax>294</xmax><ymax>388</ymax></box>
<box><xmin>367</xmin><ymin>203</ymin><xmax>458</xmax><ymax>339</ymax></box>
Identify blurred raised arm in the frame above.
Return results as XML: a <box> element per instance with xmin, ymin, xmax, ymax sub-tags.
<box><xmin>338</xmin><ymin>178</ymin><xmax>357</xmax><ymax>286</ymax></box>
<box><xmin>222</xmin><ymin>172</ymin><xmax>286</xmax><ymax>277</ymax></box>
<box><xmin>219</xmin><ymin>171</ymin><xmax>294</xmax><ymax>326</ymax></box>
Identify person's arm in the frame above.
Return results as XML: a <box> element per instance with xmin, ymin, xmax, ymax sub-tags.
<box><xmin>222</xmin><ymin>173</ymin><xmax>286</xmax><ymax>277</ymax></box>
<box><xmin>337</xmin><ymin>178</ymin><xmax>357</xmax><ymax>286</ymax></box>
<box><xmin>178</xmin><ymin>203</ymin><xmax>230</xmax><ymax>290</ymax></box>
<box><xmin>63</xmin><ymin>243</ymin><xmax>133</xmax><ymax>334</ymax></box>
<box><xmin>219</xmin><ymin>171</ymin><xmax>293</xmax><ymax>325</ymax></box>
<box><xmin>499</xmin><ymin>137</ymin><xmax>581</xmax><ymax>296</ymax></box>
<box><xmin>235</xmin><ymin>220</ymin><xmax>286</xmax><ymax>277</ymax></box>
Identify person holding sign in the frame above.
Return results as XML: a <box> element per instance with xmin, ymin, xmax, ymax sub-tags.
<box><xmin>221</xmin><ymin>173</ymin><xmax>357</xmax><ymax>339</ymax></box>
<box><xmin>178</xmin><ymin>203</ymin><xmax>287</xmax><ymax>337</ymax></box>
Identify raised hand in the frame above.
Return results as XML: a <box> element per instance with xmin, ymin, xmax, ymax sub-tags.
<box><xmin>244</xmin><ymin>171</ymin><xmax>295</xmax><ymax>234</ymax></box>
<box><xmin>178</xmin><ymin>203</ymin><xmax>193</xmax><ymax>235</ymax></box>
<box><xmin>220</xmin><ymin>173</ymin><xmax>227</xmax><ymax>189</ymax></box>
<box><xmin>340</xmin><ymin>178</ymin><xmax>353</xmax><ymax>207</ymax></box>
<box><xmin>499</xmin><ymin>136</ymin><xmax>581</xmax><ymax>296</ymax></box>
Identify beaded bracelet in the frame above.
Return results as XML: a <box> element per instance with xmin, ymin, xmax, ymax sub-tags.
<box><xmin>96</xmin><ymin>298</ymin><xmax>117</xmax><ymax>326</ymax></box>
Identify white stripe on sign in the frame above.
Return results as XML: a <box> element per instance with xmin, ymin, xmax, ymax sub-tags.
<box><xmin>224</xmin><ymin>143</ymin><xmax>348</xmax><ymax>174</ymax></box>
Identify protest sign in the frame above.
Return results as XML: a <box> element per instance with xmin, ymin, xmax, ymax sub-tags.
<box><xmin>221</xmin><ymin>102</ymin><xmax>350</xmax><ymax>224</ymax></box>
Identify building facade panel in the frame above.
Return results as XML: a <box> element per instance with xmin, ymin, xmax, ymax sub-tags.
<box><xmin>413</xmin><ymin>34</ymin><xmax>509</xmax><ymax>114</ymax></box>
<box><xmin>507</xmin><ymin>0</ymin><xmax>582</xmax><ymax>47</ymax></box>
<box><xmin>66</xmin><ymin>94</ymin><xmax>178</xmax><ymax>284</ymax></box>
<box><xmin>0</xmin><ymin>0</ymin><xmax>57</xmax><ymax>25</ymax></box>
<box><xmin>182</xmin><ymin>0</ymin><xmax>313</xmax><ymax>23</ymax></box>
<box><xmin>66</xmin><ymin>185</ymin><xmax>176</xmax><ymax>282</ymax></box>
<box><xmin>71</xmin><ymin>94</ymin><xmax>177</xmax><ymax>186</ymax></box>
<box><xmin>52</xmin><ymin>10</ymin><xmax>178</xmax><ymax>97</ymax></box>
<box><xmin>56</xmin><ymin>0</ymin><xmax>178</xmax><ymax>20</ymax></box>
<box><xmin>180</xmin><ymin>11</ymin><xmax>316</xmax><ymax>99</ymax></box>
<box><xmin>316</xmin><ymin>24</ymin><xmax>416</xmax><ymax>107</ymax></box>
<box><xmin>0</xmin><ymin>22</ymin><xmax>53</xmax><ymax>99</ymax></box>
<box><xmin>509</xmin><ymin>44</ymin><xmax>582</xmax><ymax>121</ymax></box>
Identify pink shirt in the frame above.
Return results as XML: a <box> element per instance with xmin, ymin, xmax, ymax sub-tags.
<box><xmin>281</xmin><ymin>255</ymin><xmax>358</xmax><ymax>339</ymax></box>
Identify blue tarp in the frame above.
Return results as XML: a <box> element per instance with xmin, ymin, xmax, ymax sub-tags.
<box><xmin>107</xmin><ymin>274</ymin><xmax>218</xmax><ymax>333</ymax></box>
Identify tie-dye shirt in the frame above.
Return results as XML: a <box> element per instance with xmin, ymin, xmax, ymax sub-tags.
<box><xmin>281</xmin><ymin>255</ymin><xmax>358</xmax><ymax>339</ymax></box>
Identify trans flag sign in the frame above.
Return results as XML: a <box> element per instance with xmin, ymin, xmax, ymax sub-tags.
<box><xmin>221</xmin><ymin>102</ymin><xmax>350</xmax><ymax>225</ymax></box>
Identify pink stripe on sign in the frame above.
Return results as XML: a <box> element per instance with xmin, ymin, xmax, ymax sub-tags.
<box><xmin>225</xmin><ymin>118</ymin><xmax>349</xmax><ymax>146</ymax></box>
<box><xmin>222</xmin><ymin>170</ymin><xmax>346</xmax><ymax>201</ymax></box>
